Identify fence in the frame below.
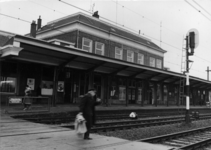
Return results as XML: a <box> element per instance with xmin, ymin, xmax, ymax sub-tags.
<box><xmin>5</xmin><ymin>96</ymin><xmax>51</xmax><ymax>113</ymax></box>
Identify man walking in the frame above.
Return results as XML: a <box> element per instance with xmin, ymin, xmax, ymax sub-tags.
<box><xmin>79</xmin><ymin>89</ymin><xmax>101</xmax><ymax>140</ymax></box>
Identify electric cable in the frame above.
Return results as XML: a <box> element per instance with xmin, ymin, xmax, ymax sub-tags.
<box><xmin>2</xmin><ymin>2</ymin><xmax>211</xmax><ymax>78</ymax></box>
<box><xmin>0</xmin><ymin>13</ymin><xmax>31</xmax><ymax>23</ymax></box>
<box><xmin>29</xmin><ymin>0</ymin><xmax>67</xmax><ymax>15</ymax></box>
<box><xmin>192</xmin><ymin>0</ymin><xmax>211</xmax><ymax>17</ymax></box>
<box><xmin>184</xmin><ymin>0</ymin><xmax>211</xmax><ymax>22</ymax></box>
<box><xmin>111</xmin><ymin>0</ymin><xmax>183</xmax><ymax>37</ymax></box>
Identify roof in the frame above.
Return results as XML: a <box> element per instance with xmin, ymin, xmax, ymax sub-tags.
<box><xmin>0</xmin><ymin>35</ymin><xmax>10</xmax><ymax>47</ymax></box>
<box><xmin>37</xmin><ymin>12</ymin><xmax>165</xmax><ymax>53</ymax></box>
<box><xmin>0</xmin><ymin>30</ymin><xmax>16</xmax><ymax>47</ymax></box>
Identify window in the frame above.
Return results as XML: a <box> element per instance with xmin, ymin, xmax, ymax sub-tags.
<box><xmin>156</xmin><ymin>59</ymin><xmax>162</xmax><ymax>69</ymax></box>
<box><xmin>149</xmin><ymin>57</ymin><xmax>155</xmax><ymax>67</ymax></box>
<box><xmin>137</xmin><ymin>53</ymin><xmax>144</xmax><ymax>65</ymax></box>
<box><xmin>115</xmin><ymin>47</ymin><xmax>123</xmax><ymax>60</ymax></box>
<box><xmin>127</xmin><ymin>50</ymin><xmax>134</xmax><ymax>62</ymax></box>
<box><xmin>82</xmin><ymin>38</ymin><xmax>92</xmax><ymax>52</ymax></box>
<box><xmin>0</xmin><ymin>77</ymin><xmax>16</xmax><ymax>93</ymax></box>
<box><xmin>95</xmin><ymin>42</ymin><xmax>104</xmax><ymax>55</ymax></box>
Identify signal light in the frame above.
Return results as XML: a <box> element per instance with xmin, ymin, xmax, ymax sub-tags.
<box><xmin>189</xmin><ymin>32</ymin><xmax>195</xmax><ymax>55</ymax></box>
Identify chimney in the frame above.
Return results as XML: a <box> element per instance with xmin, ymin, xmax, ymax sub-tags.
<box><xmin>30</xmin><ymin>20</ymin><xmax>37</xmax><ymax>38</ymax></box>
<box><xmin>37</xmin><ymin>16</ymin><xmax>42</xmax><ymax>30</ymax></box>
<box><xmin>92</xmin><ymin>11</ymin><xmax>99</xmax><ymax>19</ymax></box>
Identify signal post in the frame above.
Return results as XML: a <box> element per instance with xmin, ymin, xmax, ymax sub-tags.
<box><xmin>185</xmin><ymin>29</ymin><xmax>199</xmax><ymax>124</ymax></box>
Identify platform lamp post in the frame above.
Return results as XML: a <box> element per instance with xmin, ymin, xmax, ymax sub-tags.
<box><xmin>185</xmin><ymin>29</ymin><xmax>199</xmax><ymax>124</ymax></box>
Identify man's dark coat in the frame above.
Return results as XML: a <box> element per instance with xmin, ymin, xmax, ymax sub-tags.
<box><xmin>79</xmin><ymin>93</ymin><xmax>100</xmax><ymax>138</ymax></box>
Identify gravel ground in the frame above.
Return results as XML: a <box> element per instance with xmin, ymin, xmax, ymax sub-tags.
<box><xmin>96</xmin><ymin>119</ymin><xmax>211</xmax><ymax>141</ymax></box>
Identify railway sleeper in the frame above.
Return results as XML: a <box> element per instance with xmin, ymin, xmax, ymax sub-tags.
<box><xmin>164</xmin><ymin>141</ymin><xmax>186</xmax><ymax>147</ymax></box>
<box><xmin>170</xmin><ymin>139</ymin><xmax>194</xmax><ymax>145</ymax></box>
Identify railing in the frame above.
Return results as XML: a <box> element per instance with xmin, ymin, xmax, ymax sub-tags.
<box><xmin>6</xmin><ymin>96</ymin><xmax>51</xmax><ymax>113</ymax></box>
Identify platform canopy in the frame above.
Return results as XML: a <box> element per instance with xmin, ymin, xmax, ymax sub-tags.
<box><xmin>1</xmin><ymin>34</ymin><xmax>211</xmax><ymax>89</ymax></box>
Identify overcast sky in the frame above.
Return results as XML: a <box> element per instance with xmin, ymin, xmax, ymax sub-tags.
<box><xmin>1</xmin><ymin>0</ymin><xmax>211</xmax><ymax>80</ymax></box>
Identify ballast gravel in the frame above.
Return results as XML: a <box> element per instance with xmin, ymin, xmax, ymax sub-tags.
<box><xmin>96</xmin><ymin>119</ymin><xmax>211</xmax><ymax>141</ymax></box>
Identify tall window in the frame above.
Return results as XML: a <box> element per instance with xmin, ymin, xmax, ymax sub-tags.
<box><xmin>127</xmin><ymin>50</ymin><xmax>134</xmax><ymax>62</ymax></box>
<box><xmin>119</xmin><ymin>86</ymin><xmax>126</xmax><ymax>101</ymax></box>
<box><xmin>115</xmin><ymin>47</ymin><xmax>123</xmax><ymax>60</ymax></box>
<box><xmin>149</xmin><ymin>57</ymin><xmax>155</xmax><ymax>67</ymax></box>
<box><xmin>137</xmin><ymin>53</ymin><xmax>144</xmax><ymax>65</ymax></box>
<box><xmin>82</xmin><ymin>38</ymin><xmax>92</xmax><ymax>52</ymax></box>
<box><xmin>156</xmin><ymin>59</ymin><xmax>162</xmax><ymax>69</ymax></box>
<box><xmin>95</xmin><ymin>42</ymin><xmax>104</xmax><ymax>55</ymax></box>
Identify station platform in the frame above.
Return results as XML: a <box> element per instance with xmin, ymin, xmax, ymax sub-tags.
<box><xmin>0</xmin><ymin>111</ymin><xmax>173</xmax><ymax>150</ymax></box>
<box><xmin>1</xmin><ymin>104</ymin><xmax>209</xmax><ymax>150</ymax></box>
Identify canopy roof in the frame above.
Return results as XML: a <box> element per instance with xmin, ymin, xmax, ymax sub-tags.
<box><xmin>1</xmin><ymin>34</ymin><xmax>211</xmax><ymax>89</ymax></box>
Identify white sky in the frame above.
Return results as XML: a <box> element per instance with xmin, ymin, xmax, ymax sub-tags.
<box><xmin>1</xmin><ymin>0</ymin><xmax>211</xmax><ymax>80</ymax></box>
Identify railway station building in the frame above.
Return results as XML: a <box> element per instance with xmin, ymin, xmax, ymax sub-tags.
<box><xmin>1</xmin><ymin>12</ymin><xmax>211</xmax><ymax>107</ymax></box>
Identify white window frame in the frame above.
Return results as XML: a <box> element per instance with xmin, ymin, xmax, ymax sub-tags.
<box><xmin>95</xmin><ymin>42</ymin><xmax>105</xmax><ymax>55</ymax></box>
<box><xmin>115</xmin><ymin>47</ymin><xmax>123</xmax><ymax>60</ymax></box>
<box><xmin>82</xmin><ymin>38</ymin><xmax>92</xmax><ymax>52</ymax></box>
<box><xmin>137</xmin><ymin>53</ymin><xmax>144</xmax><ymax>65</ymax></box>
<box><xmin>149</xmin><ymin>57</ymin><xmax>155</xmax><ymax>67</ymax></box>
<box><xmin>127</xmin><ymin>50</ymin><xmax>134</xmax><ymax>62</ymax></box>
<box><xmin>156</xmin><ymin>59</ymin><xmax>162</xmax><ymax>69</ymax></box>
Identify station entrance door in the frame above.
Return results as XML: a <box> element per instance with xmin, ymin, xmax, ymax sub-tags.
<box><xmin>128</xmin><ymin>88</ymin><xmax>136</xmax><ymax>104</ymax></box>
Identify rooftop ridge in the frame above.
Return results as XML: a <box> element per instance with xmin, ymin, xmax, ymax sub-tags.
<box><xmin>0</xmin><ymin>30</ymin><xmax>16</xmax><ymax>37</ymax></box>
<box><xmin>46</xmin><ymin>12</ymin><xmax>151</xmax><ymax>42</ymax></box>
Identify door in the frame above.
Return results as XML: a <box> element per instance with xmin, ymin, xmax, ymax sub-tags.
<box><xmin>128</xmin><ymin>88</ymin><xmax>136</xmax><ymax>104</ymax></box>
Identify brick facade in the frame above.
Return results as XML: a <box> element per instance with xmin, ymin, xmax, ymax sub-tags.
<box><xmin>43</xmin><ymin>30</ymin><xmax>163</xmax><ymax>69</ymax></box>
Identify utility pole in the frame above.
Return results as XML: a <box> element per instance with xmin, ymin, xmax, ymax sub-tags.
<box><xmin>206</xmin><ymin>66</ymin><xmax>211</xmax><ymax>81</ymax></box>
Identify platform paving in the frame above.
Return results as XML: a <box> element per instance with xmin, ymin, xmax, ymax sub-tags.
<box><xmin>0</xmin><ymin>106</ymin><xmax>174</xmax><ymax>150</ymax></box>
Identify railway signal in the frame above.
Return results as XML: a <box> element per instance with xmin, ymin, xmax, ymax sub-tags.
<box><xmin>185</xmin><ymin>29</ymin><xmax>199</xmax><ymax>124</ymax></box>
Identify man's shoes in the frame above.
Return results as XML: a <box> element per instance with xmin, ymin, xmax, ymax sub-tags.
<box><xmin>84</xmin><ymin>137</ymin><xmax>92</xmax><ymax>140</ymax></box>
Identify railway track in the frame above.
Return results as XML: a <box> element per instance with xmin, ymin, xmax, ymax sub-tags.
<box><xmin>18</xmin><ymin>114</ymin><xmax>134</xmax><ymax>123</ymax></box>
<box><xmin>14</xmin><ymin>111</ymin><xmax>208</xmax><ymax>123</ymax></box>
<box><xmin>140</xmin><ymin>126</ymin><xmax>211</xmax><ymax>150</ymax></box>
<box><xmin>16</xmin><ymin>113</ymin><xmax>211</xmax><ymax>124</ymax></box>
<box><xmin>12</xmin><ymin>110</ymin><xmax>187</xmax><ymax>121</ymax></box>
<box><xmin>59</xmin><ymin>115</ymin><xmax>211</xmax><ymax>133</ymax></box>
<box><xmin>13</xmin><ymin>113</ymin><xmax>211</xmax><ymax>134</ymax></box>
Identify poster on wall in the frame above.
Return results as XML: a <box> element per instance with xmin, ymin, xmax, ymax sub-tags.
<box><xmin>41</xmin><ymin>81</ymin><xmax>53</xmax><ymax>95</ymax></box>
<box><xmin>57</xmin><ymin>81</ymin><xmax>64</xmax><ymax>92</ymax></box>
<box><xmin>27</xmin><ymin>78</ymin><xmax>35</xmax><ymax>90</ymax></box>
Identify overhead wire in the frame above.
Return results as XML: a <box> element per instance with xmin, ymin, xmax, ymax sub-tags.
<box><xmin>8</xmin><ymin>3</ymin><xmax>38</xmax><ymax>18</ymax></box>
<box><xmin>0</xmin><ymin>12</ymin><xmax>68</xmax><ymax>35</ymax></box>
<box><xmin>28</xmin><ymin>0</ymin><xmax>67</xmax><ymax>15</ymax></box>
<box><xmin>0</xmin><ymin>12</ymin><xmax>182</xmax><ymax>69</ymax></box>
<box><xmin>58</xmin><ymin>0</ymin><xmax>211</xmax><ymax>69</ymax></box>
<box><xmin>59</xmin><ymin>0</ymin><xmax>183</xmax><ymax>53</ymax></box>
<box><xmin>109</xmin><ymin>0</ymin><xmax>211</xmax><ymax>61</ymax></box>
<box><xmin>184</xmin><ymin>0</ymin><xmax>211</xmax><ymax>22</ymax></box>
<box><xmin>2</xmin><ymin>0</ymin><xmax>211</xmax><ymax>75</ymax></box>
<box><xmin>0</xmin><ymin>13</ymin><xmax>31</xmax><ymax>23</ymax></box>
<box><xmin>192</xmin><ymin>0</ymin><xmax>211</xmax><ymax>17</ymax></box>
<box><xmin>1</xmin><ymin>12</ymin><xmax>210</xmax><ymax>78</ymax></box>
<box><xmin>110</xmin><ymin>0</ymin><xmax>183</xmax><ymax>37</ymax></box>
